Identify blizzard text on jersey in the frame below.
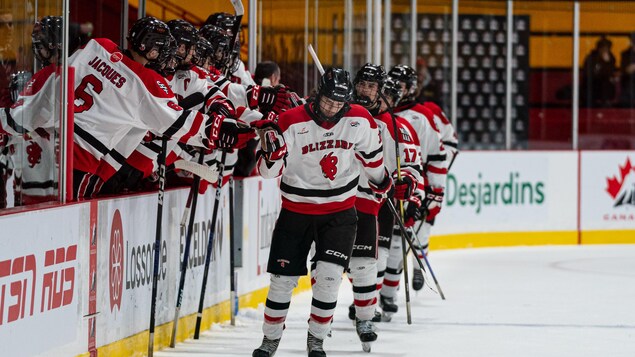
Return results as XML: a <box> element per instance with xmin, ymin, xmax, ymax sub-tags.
<box><xmin>301</xmin><ymin>139</ymin><xmax>353</xmax><ymax>155</ymax></box>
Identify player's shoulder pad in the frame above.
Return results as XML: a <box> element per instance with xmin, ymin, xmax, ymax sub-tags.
<box><xmin>423</xmin><ymin>101</ymin><xmax>451</xmax><ymax>125</ymax></box>
<box><xmin>140</xmin><ymin>68</ymin><xmax>176</xmax><ymax>99</ymax></box>
<box><xmin>346</xmin><ymin>104</ymin><xmax>377</xmax><ymax>129</ymax></box>
<box><xmin>190</xmin><ymin>65</ymin><xmax>210</xmax><ymax>80</ymax></box>
<box><xmin>21</xmin><ymin>64</ymin><xmax>57</xmax><ymax>97</ymax></box>
<box><xmin>414</xmin><ymin>104</ymin><xmax>440</xmax><ymax>132</ymax></box>
<box><xmin>278</xmin><ymin>105</ymin><xmax>312</xmax><ymax>132</ymax></box>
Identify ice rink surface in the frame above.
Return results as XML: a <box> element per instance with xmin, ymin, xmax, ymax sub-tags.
<box><xmin>156</xmin><ymin>245</ymin><xmax>635</xmax><ymax>357</ymax></box>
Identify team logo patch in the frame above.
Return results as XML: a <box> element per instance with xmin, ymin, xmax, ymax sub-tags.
<box><xmin>26</xmin><ymin>141</ymin><xmax>42</xmax><ymax>168</ymax></box>
<box><xmin>110</xmin><ymin>52</ymin><xmax>123</xmax><ymax>63</ymax></box>
<box><xmin>298</xmin><ymin>127</ymin><xmax>309</xmax><ymax>135</ymax></box>
<box><xmin>277</xmin><ymin>259</ymin><xmax>290</xmax><ymax>268</ymax></box>
<box><xmin>350</xmin><ymin>121</ymin><xmax>360</xmax><ymax>127</ymax></box>
<box><xmin>156</xmin><ymin>81</ymin><xmax>169</xmax><ymax>94</ymax></box>
<box><xmin>323</xmin><ymin>132</ymin><xmax>334</xmax><ymax>137</ymax></box>
<box><xmin>320</xmin><ymin>152</ymin><xmax>338</xmax><ymax>181</ymax></box>
<box><xmin>606</xmin><ymin>157</ymin><xmax>635</xmax><ymax>207</ymax></box>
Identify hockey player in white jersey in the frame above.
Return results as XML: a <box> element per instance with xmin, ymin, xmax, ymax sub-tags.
<box><xmin>0</xmin><ymin>16</ymin><xmax>63</xmax><ymax>204</ymax></box>
<box><xmin>347</xmin><ymin>64</ymin><xmax>424</xmax><ymax>350</ymax></box>
<box><xmin>252</xmin><ymin>68</ymin><xmax>392</xmax><ymax>357</ymax></box>
<box><xmin>379</xmin><ymin>65</ymin><xmax>448</xmax><ymax>308</ymax></box>
<box><xmin>69</xmin><ymin>17</ymin><xmax>247</xmax><ymax>198</ymax></box>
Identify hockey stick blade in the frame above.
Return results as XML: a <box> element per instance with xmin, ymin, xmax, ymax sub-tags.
<box><xmin>174</xmin><ymin>160</ymin><xmax>219</xmax><ymax>183</ymax></box>
<box><xmin>308</xmin><ymin>44</ymin><xmax>325</xmax><ymax>75</ymax></box>
<box><xmin>230</xmin><ymin>0</ymin><xmax>244</xmax><ymax>16</ymax></box>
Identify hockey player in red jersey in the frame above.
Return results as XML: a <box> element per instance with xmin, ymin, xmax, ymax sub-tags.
<box><xmin>252</xmin><ymin>68</ymin><xmax>392</xmax><ymax>357</ymax></box>
<box><xmin>69</xmin><ymin>17</ymin><xmax>249</xmax><ymax>198</ymax></box>
<box><xmin>379</xmin><ymin>65</ymin><xmax>449</xmax><ymax>308</ymax></box>
<box><xmin>347</xmin><ymin>64</ymin><xmax>424</xmax><ymax>350</ymax></box>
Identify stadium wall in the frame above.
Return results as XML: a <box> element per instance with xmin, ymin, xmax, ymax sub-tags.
<box><xmin>0</xmin><ymin>151</ymin><xmax>633</xmax><ymax>356</ymax></box>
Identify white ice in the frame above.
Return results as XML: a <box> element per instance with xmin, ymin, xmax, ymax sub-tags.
<box><xmin>156</xmin><ymin>245</ymin><xmax>635</xmax><ymax>357</ymax></box>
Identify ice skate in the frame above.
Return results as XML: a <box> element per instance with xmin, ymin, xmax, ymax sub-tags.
<box><xmin>356</xmin><ymin>319</ymin><xmax>377</xmax><ymax>352</ymax></box>
<box><xmin>412</xmin><ymin>268</ymin><xmax>425</xmax><ymax>291</ymax></box>
<box><xmin>379</xmin><ymin>295</ymin><xmax>398</xmax><ymax>322</ymax></box>
<box><xmin>252</xmin><ymin>336</ymin><xmax>280</xmax><ymax>357</ymax></box>
<box><xmin>349</xmin><ymin>303</ymin><xmax>382</xmax><ymax>323</ymax></box>
<box><xmin>307</xmin><ymin>331</ymin><xmax>327</xmax><ymax>357</ymax></box>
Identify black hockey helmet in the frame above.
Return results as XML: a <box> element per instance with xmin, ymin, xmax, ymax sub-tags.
<box><xmin>353</xmin><ymin>63</ymin><xmax>386</xmax><ymax>107</ymax></box>
<box><xmin>146</xmin><ymin>35</ymin><xmax>178</xmax><ymax>76</ymax></box>
<box><xmin>388</xmin><ymin>64</ymin><xmax>418</xmax><ymax>101</ymax></box>
<box><xmin>205</xmin><ymin>12</ymin><xmax>237</xmax><ymax>36</ymax></box>
<box><xmin>313</xmin><ymin>67</ymin><xmax>352</xmax><ymax>122</ymax></box>
<box><xmin>128</xmin><ymin>16</ymin><xmax>171</xmax><ymax>63</ymax></box>
<box><xmin>198</xmin><ymin>24</ymin><xmax>231</xmax><ymax>70</ymax></box>
<box><xmin>32</xmin><ymin>16</ymin><xmax>63</xmax><ymax>65</ymax></box>
<box><xmin>381</xmin><ymin>77</ymin><xmax>403</xmax><ymax>109</ymax></box>
<box><xmin>227</xmin><ymin>39</ymin><xmax>241</xmax><ymax>73</ymax></box>
<box><xmin>166</xmin><ymin>19</ymin><xmax>198</xmax><ymax>62</ymax></box>
<box><xmin>192</xmin><ymin>35</ymin><xmax>214</xmax><ymax>67</ymax></box>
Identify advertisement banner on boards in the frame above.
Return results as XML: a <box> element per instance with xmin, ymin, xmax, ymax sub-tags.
<box><xmin>581</xmin><ymin>151</ymin><xmax>635</xmax><ymax>230</ymax></box>
<box><xmin>96</xmin><ymin>186</ymin><xmax>231</xmax><ymax>347</ymax></box>
<box><xmin>238</xmin><ymin>176</ymin><xmax>281</xmax><ymax>294</ymax></box>
<box><xmin>0</xmin><ymin>205</ymin><xmax>86</xmax><ymax>357</ymax></box>
<box><xmin>434</xmin><ymin>151</ymin><xmax>578</xmax><ymax>235</ymax></box>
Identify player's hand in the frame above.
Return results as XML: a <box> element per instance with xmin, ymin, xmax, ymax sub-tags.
<box><xmin>251</xmin><ymin>119</ymin><xmax>286</xmax><ymax>161</ymax></box>
<box><xmin>392</xmin><ymin>171</ymin><xmax>416</xmax><ymax>201</ymax></box>
<box><xmin>369</xmin><ymin>172</ymin><xmax>394</xmax><ymax>199</ymax></box>
<box><xmin>422</xmin><ymin>186</ymin><xmax>444</xmax><ymax>221</ymax></box>
<box><xmin>207</xmin><ymin>99</ymin><xmax>236</xmax><ymax>118</ymax></box>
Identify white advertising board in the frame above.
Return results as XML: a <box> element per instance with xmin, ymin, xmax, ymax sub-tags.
<box><xmin>96</xmin><ymin>185</ymin><xmax>231</xmax><ymax>347</ymax></box>
<box><xmin>238</xmin><ymin>177</ymin><xmax>282</xmax><ymax>295</ymax></box>
<box><xmin>580</xmin><ymin>151</ymin><xmax>635</xmax><ymax>230</ymax></box>
<box><xmin>434</xmin><ymin>151</ymin><xmax>578</xmax><ymax>235</ymax></box>
<box><xmin>0</xmin><ymin>205</ymin><xmax>86</xmax><ymax>357</ymax></box>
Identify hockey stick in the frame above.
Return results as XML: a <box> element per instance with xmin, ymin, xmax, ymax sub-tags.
<box><xmin>308</xmin><ymin>44</ymin><xmax>325</xmax><ymax>75</ymax></box>
<box><xmin>148</xmin><ymin>138</ymin><xmax>168</xmax><ymax>357</ymax></box>
<box><xmin>170</xmin><ymin>151</ymin><xmax>206</xmax><ymax>348</ymax></box>
<box><xmin>224</xmin><ymin>0</ymin><xmax>244</xmax><ymax>78</ymax></box>
<box><xmin>176</xmin><ymin>158</ymin><xmax>220</xmax><ymax>227</ymax></box>
<box><xmin>228</xmin><ymin>176</ymin><xmax>237</xmax><ymax>326</ymax></box>
<box><xmin>194</xmin><ymin>150</ymin><xmax>227</xmax><ymax>339</ymax></box>
<box><xmin>379</xmin><ymin>91</ymin><xmax>412</xmax><ymax>325</ymax></box>
<box><xmin>406</xmin><ymin>225</ymin><xmax>446</xmax><ymax>300</ymax></box>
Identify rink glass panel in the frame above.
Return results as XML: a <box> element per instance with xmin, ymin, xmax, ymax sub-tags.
<box><xmin>578</xmin><ymin>1</ymin><xmax>635</xmax><ymax>150</ymax></box>
<box><xmin>0</xmin><ymin>0</ymin><xmax>65</xmax><ymax>211</ymax></box>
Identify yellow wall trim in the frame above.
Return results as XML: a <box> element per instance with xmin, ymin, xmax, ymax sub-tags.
<box><xmin>431</xmin><ymin>231</ymin><xmax>579</xmax><ymax>250</ymax></box>
<box><xmin>77</xmin><ymin>276</ymin><xmax>312</xmax><ymax>357</ymax></box>
<box><xmin>581</xmin><ymin>230</ymin><xmax>635</xmax><ymax>244</ymax></box>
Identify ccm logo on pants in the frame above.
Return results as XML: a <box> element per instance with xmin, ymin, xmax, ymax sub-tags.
<box><xmin>326</xmin><ymin>250</ymin><xmax>348</xmax><ymax>260</ymax></box>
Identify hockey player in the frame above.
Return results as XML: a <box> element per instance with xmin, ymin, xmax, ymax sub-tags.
<box><xmin>405</xmin><ymin>100</ymin><xmax>459</xmax><ymax>290</ymax></box>
<box><xmin>204</xmin><ymin>12</ymin><xmax>255</xmax><ymax>85</ymax></box>
<box><xmin>379</xmin><ymin>65</ymin><xmax>448</xmax><ymax>308</ymax></box>
<box><xmin>0</xmin><ymin>16</ymin><xmax>63</xmax><ymax>204</ymax></box>
<box><xmin>252</xmin><ymin>68</ymin><xmax>392</xmax><ymax>357</ymax></box>
<box><xmin>348</xmin><ymin>64</ymin><xmax>423</xmax><ymax>350</ymax></box>
<box><xmin>69</xmin><ymin>16</ymin><xmax>246</xmax><ymax>198</ymax></box>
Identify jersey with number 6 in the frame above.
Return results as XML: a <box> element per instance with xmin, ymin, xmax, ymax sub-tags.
<box><xmin>69</xmin><ymin>38</ymin><xmax>215</xmax><ymax>182</ymax></box>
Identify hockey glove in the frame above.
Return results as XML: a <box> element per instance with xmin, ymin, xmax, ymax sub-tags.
<box><xmin>213</xmin><ymin>118</ymin><xmax>256</xmax><ymax>150</ymax></box>
<box><xmin>207</xmin><ymin>99</ymin><xmax>236</xmax><ymax>118</ymax></box>
<box><xmin>247</xmin><ymin>85</ymin><xmax>291</xmax><ymax>113</ymax></box>
<box><xmin>423</xmin><ymin>186</ymin><xmax>444</xmax><ymax>221</ymax></box>
<box><xmin>251</xmin><ymin>119</ymin><xmax>287</xmax><ymax>162</ymax></box>
<box><xmin>369</xmin><ymin>172</ymin><xmax>394</xmax><ymax>199</ymax></box>
<box><xmin>392</xmin><ymin>171</ymin><xmax>416</xmax><ymax>201</ymax></box>
<box><xmin>403</xmin><ymin>193</ymin><xmax>423</xmax><ymax>227</ymax></box>
<box><xmin>204</xmin><ymin>113</ymin><xmax>225</xmax><ymax>147</ymax></box>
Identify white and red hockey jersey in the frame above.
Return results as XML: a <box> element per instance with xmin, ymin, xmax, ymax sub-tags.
<box><xmin>69</xmin><ymin>38</ymin><xmax>218</xmax><ymax>182</ymax></box>
<box><xmin>394</xmin><ymin>102</ymin><xmax>448</xmax><ymax>189</ymax></box>
<box><xmin>423</xmin><ymin>101</ymin><xmax>458</xmax><ymax>158</ymax></box>
<box><xmin>230</xmin><ymin>60</ymin><xmax>256</xmax><ymax>86</ymax></box>
<box><xmin>356</xmin><ymin>111</ymin><xmax>423</xmax><ymax>216</ymax></box>
<box><xmin>258</xmin><ymin>103</ymin><xmax>386</xmax><ymax>215</ymax></box>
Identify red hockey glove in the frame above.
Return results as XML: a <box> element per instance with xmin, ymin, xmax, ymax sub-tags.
<box><xmin>214</xmin><ymin>119</ymin><xmax>256</xmax><ymax>150</ymax></box>
<box><xmin>247</xmin><ymin>85</ymin><xmax>290</xmax><ymax>113</ymax></box>
<box><xmin>207</xmin><ymin>99</ymin><xmax>236</xmax><ymax>118</ymax></box>
<box><xmin>403</xmin><ymin>193</ymin><xmax>423</xmax><ymax>227</ymax></box>
<box><xmin>369</xmin><ymin>172</ymin><xmax>394</xmax><ymax>199</ymax></box>
<box><xmin>423</xmin><ymin>186</ymin><xmax>444</xmax><ymax>221</ymax></box>
<box><xmin>251</xmin><ymin>119</ymin><xmax>287</xmax><ymax>162</ymax></box>
<box><xmin>204</xmin><ymin>113</ymin><xmax>224</xmax><ymax>145</ymax></box>
<box><xmin>392</xmin><ymin>171</ymin><xmax>416</xmax><ymax>201</ymax></box>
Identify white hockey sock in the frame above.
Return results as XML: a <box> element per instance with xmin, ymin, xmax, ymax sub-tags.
<box><xmin>412</xmin><ymin>222</ymin><xmax>432</xmax><ymax>265</ymax></box>
<box><xmin>309</xmin><ymin>261</ymin><xmax>344</xmax><ymax>339</ymax></box>
<box><xmin>262</xmin><ymin>274</ymin><xmax>299</xmax><ymax>340</ymax></box>
<box><xmin>381</xmin><ymin>233</ymin><xmax>403</xmax><ymax>299</ymax></box>
<box><xmin>349</xmin><ymin>257</ymin><xmax>378</xmax><ymax>320</ymax></box>
<box><xmin>376</xmin><ymin>247</ymin><xmax>389</xmax><ymax>291</ymax></box>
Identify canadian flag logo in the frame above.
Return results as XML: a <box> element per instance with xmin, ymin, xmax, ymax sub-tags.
<box><xmin>605</xmin><ymin>157</ymin><xmax>635</xmax><ymax>207</ymax></box>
